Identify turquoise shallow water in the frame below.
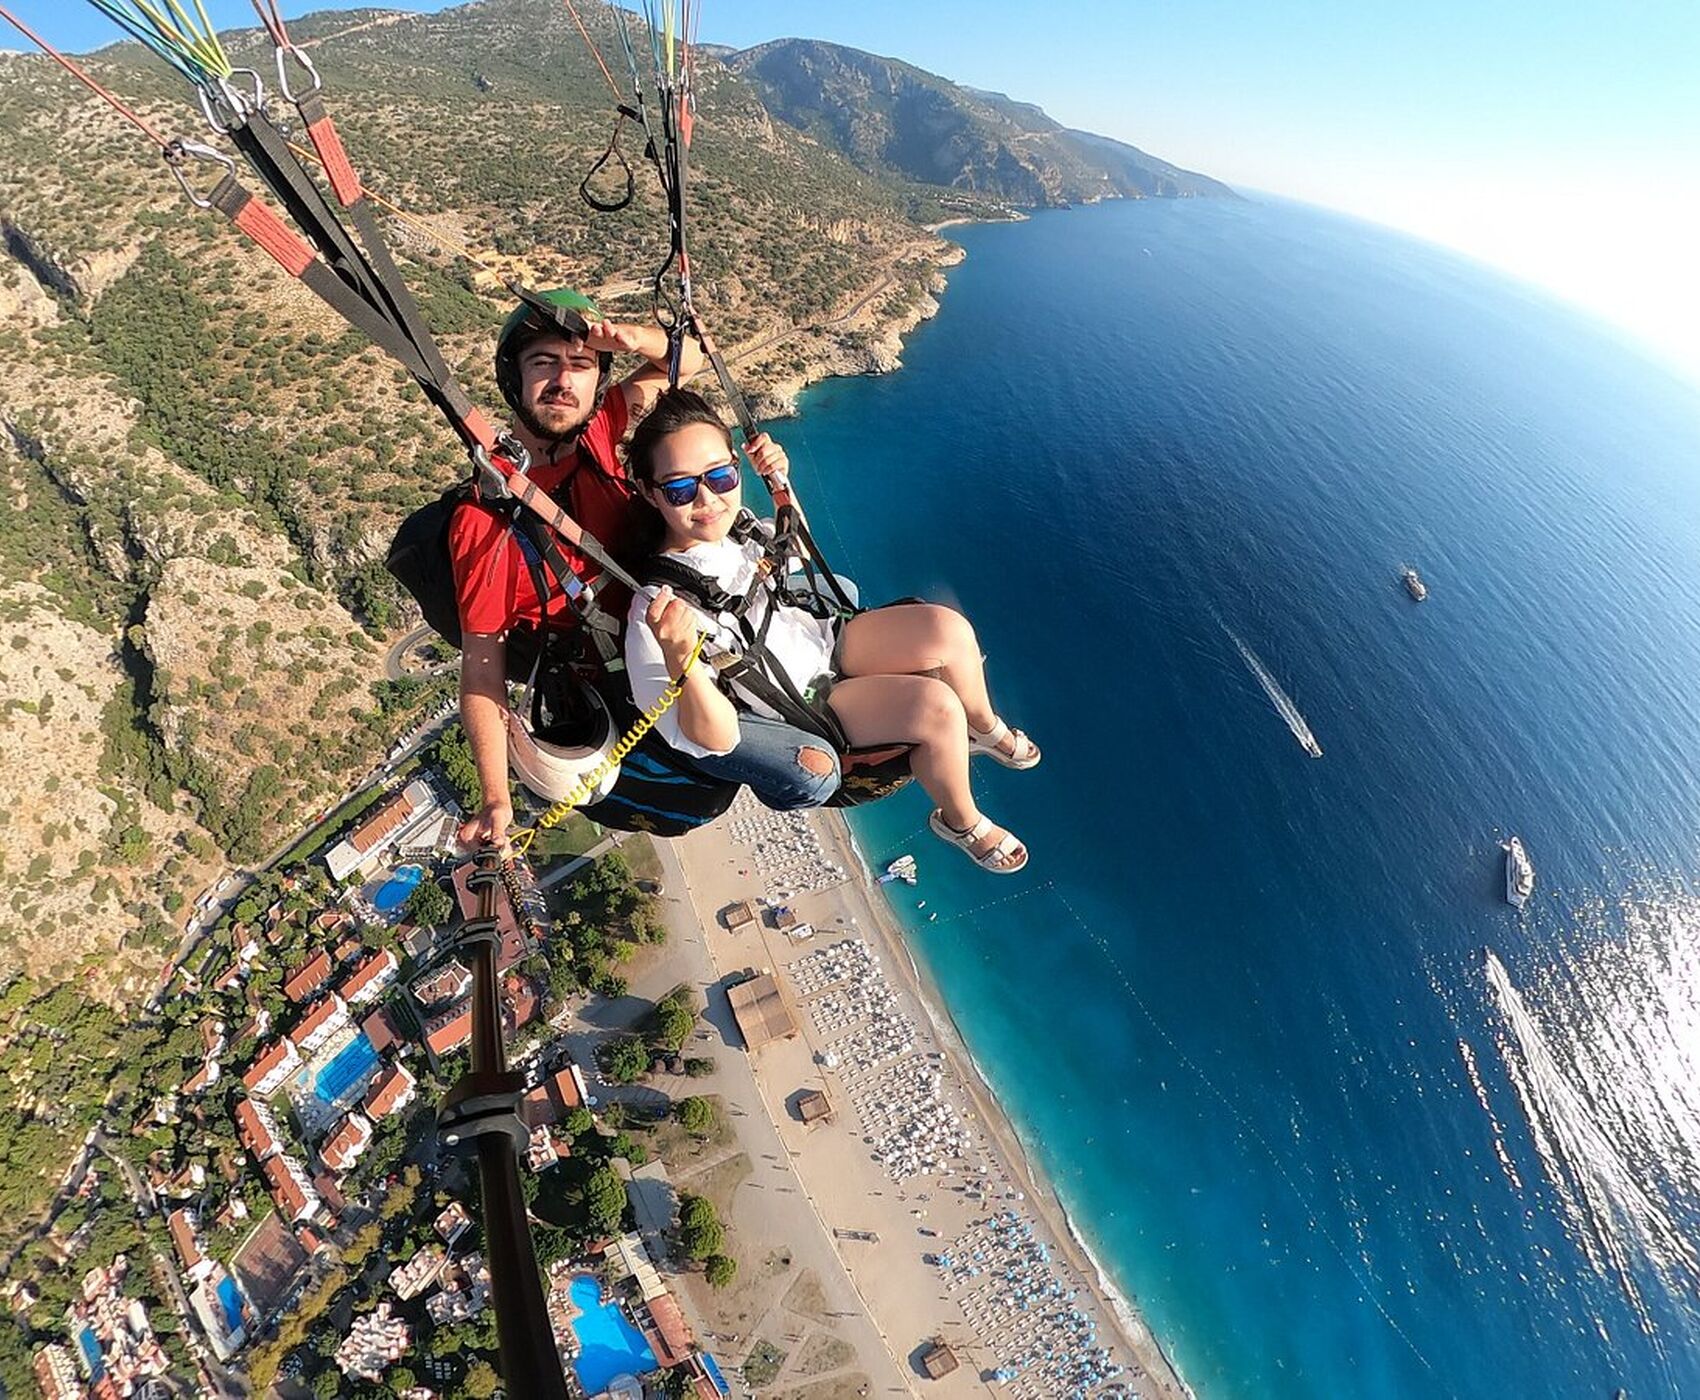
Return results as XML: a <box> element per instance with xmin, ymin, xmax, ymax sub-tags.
<box><xmin>775</xmin><ymin>198</ymin><xmax>1700</xmax><ymax>1398</ymax></box>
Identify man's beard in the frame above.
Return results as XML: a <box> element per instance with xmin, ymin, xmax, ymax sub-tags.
<box><xmin>516</xmin><ymin>391</ymin><xmax>595</xmax><ymax>447</ymax></box>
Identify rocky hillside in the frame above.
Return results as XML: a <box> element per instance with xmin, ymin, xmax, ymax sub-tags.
<box><xmin>0</xmin><ymin>0</ymin><xmax>1225</xmax><ymax>996</ymax></box>
<box><xmin>727</xmin><ymin>38</ymin><xmax>1236</xmax><ymax>207</ymax></box>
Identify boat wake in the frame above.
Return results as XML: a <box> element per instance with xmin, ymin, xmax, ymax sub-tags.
<box><xmin>1484</xmin><ymin>943</ymin><xmax>1700</xmax><ymax>1336</ymax></box>
<box><xmin>1456</xmin><ymin>1035</ymin><xmax>1524</xmax><ymax>1191</ymax></box>
<box><xmin>1222</xmin><ymin>626</ymin><xmax>1324</xmax><ymax>758</ymax></box>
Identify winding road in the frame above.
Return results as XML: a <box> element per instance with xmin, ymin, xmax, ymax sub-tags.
<box><xmin>383</xmin><ymin>623</ymin><xmax>437</xmax><ymax>682</ymax></box>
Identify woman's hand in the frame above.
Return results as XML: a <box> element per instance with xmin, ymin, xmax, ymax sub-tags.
<box><xmin>746</xmin><ymin>431</ymin><xmax>790</xmax><ymax>490</ymax></box>
<box><xmin>644</xmin><ymin>585</ymin><xmax>703</xmax><ymax>674</ymax></box>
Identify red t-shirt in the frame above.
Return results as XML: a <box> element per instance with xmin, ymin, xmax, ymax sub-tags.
<box><xmin>449</xmin><ymin>393</ymin><xmax>646</xmax><ymax>635</ymax></box>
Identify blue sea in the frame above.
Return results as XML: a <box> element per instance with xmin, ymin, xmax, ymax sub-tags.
<box><xmin>777</xmin><ymin>198</ymin><xmax>1700</xmax><ymax>1399</ymax></box>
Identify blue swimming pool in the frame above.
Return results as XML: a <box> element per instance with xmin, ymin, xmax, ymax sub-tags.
<box><xmin>76</xmin><ymin>1327</ymin><xmax>103</xmax><ymax>1378</ymax></box>
<box><xmin>701</xmin><ymin>1352</ymin><xmax>729</xmax><ymax>1395</ymax></box>
<box><xmin>216</xmin><ymin>1275</ymin><xmax>244</xmax><ymax>1333</ymax></box>
<box><xmin>314</xmin><ymin>1033</ymin><xmax>379</xmax><ymax>1105</ymax></box>
<box><xmin>372</xmin><ymin>863</ymin><xmax>424</xmax><ymax>915</ymax></box>
<box><xmin>568</xmin><ymin>1275</ymin><xmax>657</xmax><ymax>1395</ymax></box>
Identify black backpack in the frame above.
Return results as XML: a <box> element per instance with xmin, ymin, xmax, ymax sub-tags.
<box><xmin>385</xmin><ymin>481</ymin><xmax>557</xmax><ymax>683</ymax></box>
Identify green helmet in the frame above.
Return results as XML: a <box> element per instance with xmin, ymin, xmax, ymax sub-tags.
<box><xmin>493</xmin><ymin>286</ymin><xmax>611</xmax><ymax>415</ymax></box>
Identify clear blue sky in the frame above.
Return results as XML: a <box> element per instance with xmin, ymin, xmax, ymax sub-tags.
<box><xmin>6</xmin><ymin>0</ymin><xmax>1698</xmax><ymax>381</ymax></box>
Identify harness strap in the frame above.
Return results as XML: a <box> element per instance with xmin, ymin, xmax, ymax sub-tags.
<box><xmin>639</xmin><ymin>554</ymin><xmax>849</xmax><ymax>752</ymax></box>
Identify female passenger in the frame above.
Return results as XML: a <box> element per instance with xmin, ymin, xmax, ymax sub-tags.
<box><xmin>622</xmin><ymin>389</ymin><xmax>1039</xmax><ymax>874</ymax></box>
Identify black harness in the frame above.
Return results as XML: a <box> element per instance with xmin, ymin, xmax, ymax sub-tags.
<box><xmin>641</xmin><ymin>512</ymin><xmax>860</xmax><ymax>753</ymax></box>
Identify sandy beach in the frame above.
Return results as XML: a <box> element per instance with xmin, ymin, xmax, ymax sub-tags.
<box><xmin>666</xmin><ymin>793</ymin><xmax>1191</xmax><ymax>1397</ymax></box>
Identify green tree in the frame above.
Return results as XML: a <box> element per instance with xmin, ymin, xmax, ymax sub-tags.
<box><xmin>433</xmin><ymin>724</ymin><xmax>480</xmax><ymax>809</ymax></box>
<box><xmin>676</xmin><ymin>1096</ymin><xmax>715</xmax><ymax>1136</ymax></box>
<box><xmin>403</xmin><ymin>877</ymin><xmax>455</xmax><ymax>930</ymax></box>
<box><xmin>677</xmin><ymin>1193</ymin><xmax>724</xmax><ymax>1260</ymax></box>
<box><xmin>464</xmin><ymin>1360</ymin><xmax>500</xmax><ymax>1398</ymax></box>
<box><xmin>705</xmin><ymin>1253</ymin><xmax>737</xmax><ymax>1289</ymax></box>
<box><xmin>600</xmin><ymin>1035</ymin><xmax>649</xmax><ymax>1084</ymax></box>
<box><xmin>654</xmin><ymin>1001</ymin><xmax>695</xmax><ymax>1053</ymax></box>
<box><xmin>583</xmin><ymin>1165</ymin><xmax>627</xmax><ymax>1237</ymax></box>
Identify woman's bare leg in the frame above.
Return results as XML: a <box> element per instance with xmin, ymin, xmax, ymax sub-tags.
<box><xmin>836</xmin><ymin>604</ymin><xmax>997</xmax><ymax>732</ymax></box>
<box><xmin>827</xmin><ymin>674</ymin><xmax>1025</xmax><ymax>869</ymax></box>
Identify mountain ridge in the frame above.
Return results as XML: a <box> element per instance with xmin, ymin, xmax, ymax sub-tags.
<box><xmin>727</xmin><ymin>36</ymin><xmax>1235</xmax><ymax>208</ymax></box>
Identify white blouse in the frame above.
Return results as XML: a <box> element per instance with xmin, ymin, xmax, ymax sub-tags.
<box><xmin>624</xmin><ymin>532</ymin><xmax>837</xmax><ymax>758</ymax></box>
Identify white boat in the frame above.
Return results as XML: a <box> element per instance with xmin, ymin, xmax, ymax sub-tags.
<box><xmin>878</xmin><ymin>854</ymin><xmax>918</xmax><ymax>886</ymax></box>
<box><xmin>1502</xmin><ymin>837</ymin><xmax>1535</xmax><ymax>908</ymax></box>
<box><xmin>1401</xmin><ymin>566</ymin><xmax>1428</xmax><ymax>601</ymax></box>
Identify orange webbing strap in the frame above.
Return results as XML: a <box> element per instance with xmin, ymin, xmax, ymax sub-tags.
<box><xmin>296</xmin><ymin>91</ymin><xmax>362</xmax><ymax>207</ymax></box>
<box><xmin>215</xmin><ymin>176</ymin><xmax>315</xmax><ymax>277</ymax></box>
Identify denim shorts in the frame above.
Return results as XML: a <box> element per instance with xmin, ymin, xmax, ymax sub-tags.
<box><xmin>688</xmin><ymin>712</ymin><xmax>842</xmax><ymax>811</ymax></box>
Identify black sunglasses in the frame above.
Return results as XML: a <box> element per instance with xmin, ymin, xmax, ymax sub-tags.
<box><xmin>656</xmin><ymin>460</ymin><xmax>740</xmax><ymax>507</ymax></box>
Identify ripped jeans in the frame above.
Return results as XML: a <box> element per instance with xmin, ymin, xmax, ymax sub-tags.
<box><xmin>688</xmin><ymin>713</ymin><xmax>842</xmax><ymax>811</ymax></box>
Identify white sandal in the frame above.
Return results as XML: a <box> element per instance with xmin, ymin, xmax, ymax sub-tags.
<box><xmin>928</xmin><ymin>808</ymin><xmax>1029</xmax><ymax>875</ymax></box>
<box><xmin>969</xmin><ymin>717</ymin><xmax>1041</xmax><ymax>770</ymax></box>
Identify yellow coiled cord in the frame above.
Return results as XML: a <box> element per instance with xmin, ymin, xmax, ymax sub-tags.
<box><xmin>507</xmin><ymin>631</ymin><xmax>708</xmax><ymax>859</ymax></box>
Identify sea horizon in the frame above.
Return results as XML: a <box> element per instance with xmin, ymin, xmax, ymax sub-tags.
<box><xmin>789</xmin><ymin>196</ymin><xmax>1700</xmax><ymax>1398</ymax></box>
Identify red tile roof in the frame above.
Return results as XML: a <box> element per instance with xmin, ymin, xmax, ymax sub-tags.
<box><xmin>349</xmin><ymin>789</ymin><xmax>418</xmax><ymax>854</ymax></box>
<box><xmin>288</xmin><ymin>996</ymin><xmax>345</xmax><ymax>1048</ymax></box>
<box><xmin>361</xmin><ymin>1006</ymin><xmax>402</xmax><ymax>1054</ymax></box>
<box><xmin>261</xmin><ymin>1156</ymin><xmax>309</xmax><ymax>1220</ymax></box>
<box><xmin>646</xmin><ymin>1293</ymin><xmax>693</xmax><ymax>1367</ymax></box>
<box><xmin>283</xmin><ymin>950</ymin><xmax>332</xmax><ymax>1004</ymax></box>
<box><xmin>550</xmin><ymin>1066</ymin><xmax>583</xmax><ymax>1112</ymax></box>
<box><xmin>234</xmin><ymin>1100</ymin><xmax>278</xmax><ymax>1160</ymax></box>
<box><xmin>166</xmin><ymin>1209</ymin><xmax>202</xmax><ymax>1274</ymax></box>
<box><xmin>502</xmin><ymin>974</ymin><xmax>539</xmax><ymax>1033</ymax></box>
<box><xmin>319</xmin><ymin>1114</ymin><xmax>371</xmax><ymax>1173</ymax></box>
<box><xmin>241</xmin><ymin>1041</ymin><xmax>294</xmax><ymax>1093</ymax></box>
<box><xmin>425</xmin><ymin>1003</ymin><xmax>472</xmax><ymax>1056</ymax></box>
<box><xmin>339</xmin><ymin>948</ymin><xmax>397</xmax><ymax>1003</ymax></box>
<box><xmin>361</xmin><ymin>1062</ymin><xmax>416</xmax><ymax>1120</ymax></box>
<box><xmin>312</xmin><ymin>1171</ymin><xmax>348</xmax><ymax>1214</ymax></box>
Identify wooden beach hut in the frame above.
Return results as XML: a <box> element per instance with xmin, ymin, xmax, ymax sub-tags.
<box><xmin>726</xmin><ymin>973</ymin><xmax>797</xmax><ymax>1051</ymax></box>
<box><xmin>919</xmin><ymin>1339</ymin><xmax>960</xmax><ymax>1378</ymax></box>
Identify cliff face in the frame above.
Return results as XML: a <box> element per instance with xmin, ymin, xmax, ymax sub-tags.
<box><xmin>0</xmin><ymin>0</ymin><xmax>1227</xmax><ymax>995</ymax></box>
<box><xmin>728</xmin><ymin>39</ymin><xmax>1237</xmax><ymax>207</ymax></box>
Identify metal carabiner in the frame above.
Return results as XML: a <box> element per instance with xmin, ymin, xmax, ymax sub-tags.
<box><xmin>274</xmin><ymin>44</ymin><xmax>321</xmax><ymax>104</ymax></box>
<box><xmin>163</xmin><ymin>139</ymin><xmax>237</xmax><ymax>210</ymax></box>
<box><xmin>198</xmin><ymin>68</ymin><xmax>265</xmax><ymax>134</ymax></box>
<box><xmin>472</xmin><ymin>436</ymin><xmax>531</xmax><ymax>502</ymax></box>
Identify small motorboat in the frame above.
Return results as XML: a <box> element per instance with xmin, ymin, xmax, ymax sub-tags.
<box><xmin>1503</xmin><ymin>836</ymin><xmax>1535</xmax><ymax>908</ymax></box>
